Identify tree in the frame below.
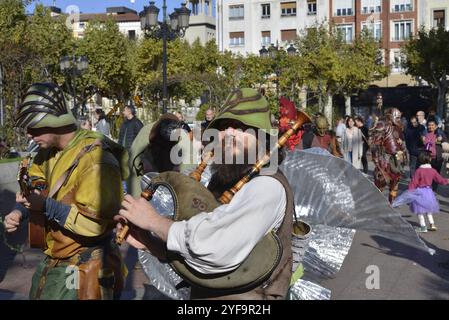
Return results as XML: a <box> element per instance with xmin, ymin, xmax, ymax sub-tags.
<box><xmin>77</xmin><ymin>19</ymin><xmax>134</xmax><ymax>102</ymax></box>
<box><xmin>0</xmin><ymin>1</ymin><xmax>61</xmax><ymax>148</ymax></box>
<box><xmin>26</xmin><ymin>4</ymin><xmax>73</xmax><ymax>83</ymax></box>
<box><xmin>340</xmin><ymin>29</ymin><xmax>389</xmax><ymax>114</ymax></box>
<box><xmin>402</xmin><ymin>26</ymin><xmax>449</xmax><ymax>117</ymax></box>
<box><xmin>293</xmin><ymin>22</ymin><xmax>388</xmax><ymax>124</ymax></box>
<box><xmin>294</xmin><ymin>23</ymin><xmax>347</xmax><ymax>123</ymax></box>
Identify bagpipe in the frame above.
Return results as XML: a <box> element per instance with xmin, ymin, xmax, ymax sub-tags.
<box><xmin>17</xmin><ymin>156</ymin><xmax>48</xmax><ymax>249</ymax></box>
<box><xmin>115</xmin><ymin>110</ymin><xmax>312</xmax><ymax>290</ymax></box>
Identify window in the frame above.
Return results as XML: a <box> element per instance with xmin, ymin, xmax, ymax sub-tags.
<box><xmin>337</xmin><ymin>24</ymin><xmax>353</xmax><ymax>43</ymax></box>
<box><xmin>393</xmin><ymin>20</ymin><xmax>412</xmax><ymax>41</ymax></box>
<box><xmin>261</xmin><ymin>31</ymin><xmax>271</xmax><ymax>46</ymax></box>
<box><xmin>307</xmin><ymin>1</ymin><xmax>317</xmax><ymax>15</ymax></box>
<box><xmin>261</xmin><ymin>3</ymin><xmax>271</xmax><ymax>18</ymax></box>
<box><xmin>362</xmin><ymin>21</ymin><xmax>382</xmax><ymax>40</ymax></box>
<box><xmin>361</xmin><ymin>0</ymin><xmax>381</xmax><ymax>14</ymax></box>
<box><xmin>392</xmin><ymin>51</ymin><xmax>404</xmax><ymax>72</ymax></box>
<box><xmin>230</xmin><ymin>32</ymin><xmax>245</xmax><ymax>46</ymax></box>
<box><xmin>281</xmin><ymin>2</ymin><xmax>297</xmax><ymax>17</ymax></box>
<box><xmin>79</xmin><ymin>22</ymin><xmax>85</xmax><ymax>29</ymax></box>
<box><xmin>229</xmin><ymin>5</ymin><xmax>244</xmax><ymax>20</ymax></box>
<box><xmin>128</xmin><ymin>30</ymin><xmax>136</xmax><ymax>40</ymax></box>
<box><xmin>281</xmin><ymin>29</ymin><xmax>297</xmax><ymax>42</ymax></box>
<box><xmin>392</xmin><ymin>1</ymin><xmax>412</xmax><ymax>12</ymax></box>
<box><xmin>433</xmin><ymin>10</ymin><xmax>446</xmax><ymax>28</ymax></box>
<box><xmin>336</xmin><ymin>7</ymin><xmax>353</xmax><ymax>16</ymax></box>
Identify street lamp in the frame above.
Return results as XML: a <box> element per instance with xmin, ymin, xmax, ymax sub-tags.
<box><xmin>60</xmin><ymin>55</ymin><xmax>88</xmax><ymax>118</ymax></box>
<box><xmin>259</xmin><ymin>42</ymin><xmax>297</xmax><ymax>101</ymax></box>
<box><xmin>140</xmin><ymin>1</ymin><xmax>191</xmax><ymax>114</ymax></box>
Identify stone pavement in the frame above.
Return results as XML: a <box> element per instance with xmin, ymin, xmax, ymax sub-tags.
<box><xmin>321</xmin><ymin>164</ymin><xmax>449</xmax><ymax>300</ymax></box>
<box><xmin>1</xmin><ymin>160</ymin><xmax>449</xmax><ymax>300</ymax></box>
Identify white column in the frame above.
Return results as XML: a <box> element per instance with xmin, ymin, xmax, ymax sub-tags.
<box><xmin>345</xmin><ymin>95</ymin><xmax>351</xmax><ymax>115</ymax></box>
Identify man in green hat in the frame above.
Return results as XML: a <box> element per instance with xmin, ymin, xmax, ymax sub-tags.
<box><xmin>116</xmin><ymin>88</ymin><xmax>295</xmax><ymax>300</ymax></box>
<box><xmin>4</xmin><ymin>82</ymin><xmax>127</xmax><ymax>300</ymax></box>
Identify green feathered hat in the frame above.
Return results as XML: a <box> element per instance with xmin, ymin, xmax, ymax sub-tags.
<box><xmin>15</xmin><ymin>82</ymin><xmax>77</xmax><ymax>129</ymax></box>
<box><xmin>207</xmin><ymin>88</ymin><xmax>275</xmax><ymax>135</ymax></box>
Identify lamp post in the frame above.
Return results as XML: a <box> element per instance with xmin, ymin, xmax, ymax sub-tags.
<box><xmin>259</xmin><ymin>42</ymin><xmax>297</xmax><ymax>101</ymax></box>
<box><xmin>140</xmin><ymin>1</ymin><xmax>191</xmax><ymax>114</ymax></box>
<box><xmin>60</xmin><ymin>55</ymin><xmax>88</xmax><ymax>118</ymax></box>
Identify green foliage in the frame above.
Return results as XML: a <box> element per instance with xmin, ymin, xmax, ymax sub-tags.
<box><xmin>402</xmin><ymin>26</ymin><xmax>449</xmax><ymax>116</ymax></box>
<box><xmin>26</xmin><ymin>5</ymin><xmax>73</xmax><ymax>83</ymax></box>
<box><xmin>77</xmin><ymin>19</ymin><xmax>134</xmax><ymax>101</ymax></box>
<box><xmin>0</xmin><ymin>7</ymin><xmax>394</xmax><ymax>142</ymax></box>
<box><xmin>0</xmin><ymin>2</ymin><xmax>72</xmax><ymax>149</ymax></box>
<box><xmin>292</xmin><ymin>22</ymin><xmax>388</xmax><ymax>121</ymax></box>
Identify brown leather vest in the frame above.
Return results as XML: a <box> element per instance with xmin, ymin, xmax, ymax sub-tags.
<box><xmin>190</xmin><ymin>171</ymin><xmax>293</xmax><ymax>300</ymax></box>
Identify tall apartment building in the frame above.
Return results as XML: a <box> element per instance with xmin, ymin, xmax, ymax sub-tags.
<box><xmin>418</xmin><ymin>0</ymin><xmax>449</xmax><ymax>31</ymax></box>
<box><xmin>185</xmin><ymin>0</ymin><xmax>217</xmax><ymax>45</ymax></box>
<box><xmin>216</xmin><ymin>0</ymin><xmax>329</xmax><ymax>55</ymax></box>
<box><xmin>216</xmin><ymin>1</ymin><xmax>449</xmax><ymax>88</ymax></box>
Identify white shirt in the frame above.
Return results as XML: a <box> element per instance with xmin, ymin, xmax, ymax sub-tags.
<box><xmin>336</xmin><ymin>123</ymin><xmax>346</xmax><ymax>138</ymax></box>
<box><xmin>167</xmin><ymin>176</ymin><xmax>286</xmax><ymax>274</ymax></box>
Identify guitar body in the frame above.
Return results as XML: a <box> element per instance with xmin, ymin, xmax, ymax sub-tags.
<box><xmin>17</xmin><ymin>157</ymin><xmax>48</xmax><ymax>249</ymax></box>
<box><xmin>28</xmin><ymin>211</ymin><xmax>46</xmax><ymax>249</ymax></box>
<box><xmin>28</xmin><ymin>184</ymin><xmax>48</xmax><ymax>249</ymax></box>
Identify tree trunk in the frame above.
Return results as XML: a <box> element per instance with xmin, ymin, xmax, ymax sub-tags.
<box><xmin>345</xmin><ymin>95</ymin><xmax>351</xmax><ymax>116</ymax></box>
<box><xmin>299</xmin><ymin>87</ymin><xmax>307</xmax><ymax>111</ymax></box>
<box><xmin>324</xmin><ymin>92</ymin><xmax>333</xmax><ymax>126</ymax></box>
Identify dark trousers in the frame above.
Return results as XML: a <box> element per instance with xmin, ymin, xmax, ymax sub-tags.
<box><xmin>409</xmin><ymin>154</ymin><xmax>418</xmax><ymax>178</ymax></box>
<box><xmin>361</xmin><ymin>145</ymin><xmax>368</xmax><ymax>174</ymax></box>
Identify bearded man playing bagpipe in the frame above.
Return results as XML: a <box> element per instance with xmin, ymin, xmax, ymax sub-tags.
<box><xmin>115</xmin><ymin>88</ymin><xmax>312</xmax><ymax>300</ymax></box>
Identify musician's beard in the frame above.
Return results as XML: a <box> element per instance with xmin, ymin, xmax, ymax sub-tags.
<box><xmin>210</xmin><ymin>138</ymin><xmax>256</xmax><ymax>185</ymax></box>
<box><xmin>210</xmin><ymin>163</ymin><xmax>253</xmax><ymax>186</ymax></box>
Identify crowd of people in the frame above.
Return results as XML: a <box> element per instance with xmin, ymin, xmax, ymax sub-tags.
<box><xmin>2</xmin><ymin>81</ymin><xmax>449</xmax><ymax>300</ymax></box>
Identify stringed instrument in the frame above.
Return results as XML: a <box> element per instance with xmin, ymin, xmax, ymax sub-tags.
<box><xmin>17</xmin><ymin>156</ymin><xmax>47</xmax><ymax>249</ymax></box>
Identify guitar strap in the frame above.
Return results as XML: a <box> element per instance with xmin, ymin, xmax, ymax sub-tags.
<box><xmin>47</xmin><ymin>139</ymin><xmax>102</xmax><ymax>199</ymax></box>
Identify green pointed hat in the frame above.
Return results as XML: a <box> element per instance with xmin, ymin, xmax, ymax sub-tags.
<box><xmin>15</xmin><ymin>82</ymin><xmax>77</xmax><ymax>129</ymax></box>
<box><xmin>207</xmin><ymin>88</ymin><xmax>275</xmax><ymax>135</ymax></box>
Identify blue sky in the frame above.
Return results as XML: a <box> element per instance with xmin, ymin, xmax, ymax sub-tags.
<box><xmin>27</xmin><ymin>0</ymin><xmax>180</xmax><ymax>14</ymax></box>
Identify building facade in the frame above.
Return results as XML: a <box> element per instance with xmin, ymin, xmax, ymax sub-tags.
<box><xmin>217</xmin><ymin>0</ymin><xmax>329</xmax><ymax>55</ymax></box>
<box><xmin>418</xmin><ymin>0</ymin><xmax>449</xmax><ymax>31</ymax></box>
<box><xmin>185</xmin><ymin>0</ymin><xmax>216</xmax><ymax>45</ymax></box>
<box><xmin>216</xmin><ymin>0</ymin><xmax>449</xmax><ymax>88</ymax></box>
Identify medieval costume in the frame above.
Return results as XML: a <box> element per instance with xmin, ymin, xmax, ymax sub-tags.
<box><xmin>13</xmin><ymin>83</ymin><xmax>127</xmax><ymax>300</ymax></box>
<box><xmin>301</xmin><ymin>115</ymin><xmax>342</xmax><ymax>157</ymax></box>
<box><xmin>369</xmin><ymin>108</ymin><xmax>407</xmax><ymax>202</ymax></box>
<box><xmin>123</xmin><ymin>90</ymin><xmax>430</xmax><ymax>300</ymax></box>
<box><xmin>279</xmin><ymin>97</ymin><xmax>304</xmax><ymax>150</ymax></box>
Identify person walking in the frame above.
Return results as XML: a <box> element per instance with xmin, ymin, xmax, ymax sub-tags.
<box><xmin>405</xmin><ymin>116</ymin><xmax>426</xmax><ymax>178</ymax></box>
<box><xmin>118</xmin><ymin>105</ymin><xmax>144</xmax><ymax>150</ymax></box>
<box><xmin>94</xmin><ymin>108</ymin><xmax>111</xmax><ymax>137</ymax></box>
<box><xmin>341</xmin><ymin>116</ymin><xmax>363</xmax><ymax>169</ymax></box>
<box><xmin>355</xmin><ymin>116</ymin><xmax>369</xmax><ymax>174</ymax></box>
